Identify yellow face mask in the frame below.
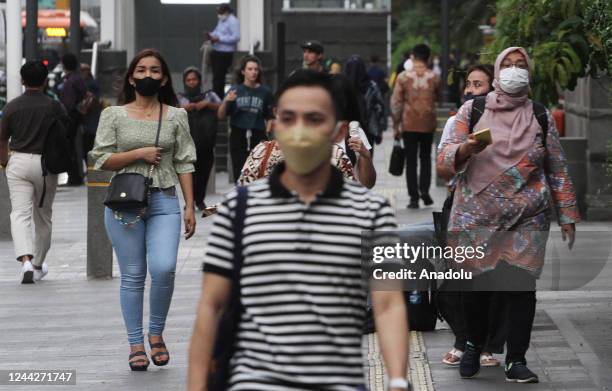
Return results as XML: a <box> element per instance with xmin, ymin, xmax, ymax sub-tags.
<box><xmin>275</xmin><ymin>124</ymin><xmax>340</xmax><ymax>175</ymax></box>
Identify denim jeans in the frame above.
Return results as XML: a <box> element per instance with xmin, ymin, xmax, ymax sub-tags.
<box><xmin>104</xmin><ymin>190</ymin><xmax>181</xmax><ymax>345</ymax></box>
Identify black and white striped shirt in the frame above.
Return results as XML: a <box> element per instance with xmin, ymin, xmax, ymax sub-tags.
<box><xmin>203</xmin><ymin>163</ymin><xmax>397</xmax><ymax>390</ymax></box>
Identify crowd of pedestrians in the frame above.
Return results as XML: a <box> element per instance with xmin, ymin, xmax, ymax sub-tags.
<box><xmin>0</xmin><ymin>2</ymin><xmax>581</xmax><ymax>389</ymax></box>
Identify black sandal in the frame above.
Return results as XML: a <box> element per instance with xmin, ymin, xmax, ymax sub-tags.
<box><xmin>128</xmin><ymin>351</ymin><xmax>149</xmax><ymax>371</ymax></box>
<box><xmin>149</xmin><ymin>339</ymin><xmax>170</xmax><ymax>366</ymax></box>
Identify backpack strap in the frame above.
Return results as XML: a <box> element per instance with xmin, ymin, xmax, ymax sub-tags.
<box><xmin>532</xmin><ymin>101</ymin><xmax>548</xmax><ymax>150</ymax></box>
<box><xmin>232</xmin><ymin>186</ymin><xmax>249</xmax><ymax>283</ymax></box>
<box><xmin>469</xmin><ymin>96</ymin><xmax>486</xmax><ymax>134</ymax></box>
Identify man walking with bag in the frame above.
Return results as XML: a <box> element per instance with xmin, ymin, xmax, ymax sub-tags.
<box><xmin>0</xmin><ymin>61</ymin><xmax>68</xmax><ymax>283</ymax></box>
<box><xmin>188</xmin><ymin>70</ymin><xmax>411</xmax><ymax>391</ymax></box>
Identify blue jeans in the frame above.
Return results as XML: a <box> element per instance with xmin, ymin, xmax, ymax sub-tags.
<box><xmin>104</xmin><ymin>190</ymin><xmax>181</xmax><ymax>345</ymax></box>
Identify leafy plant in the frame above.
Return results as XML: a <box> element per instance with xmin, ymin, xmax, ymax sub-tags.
<box><xmin>485</xmin><ymin>0</ymin><xmax>612</xmax><ymax>106</ymax></box>
<box><xmin>391</xmin><ymin>0</ymin><xmax>496</xmax><ymax>71</ymax></box>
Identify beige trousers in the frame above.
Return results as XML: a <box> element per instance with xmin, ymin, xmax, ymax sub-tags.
<box><xmin>5</xmin><ymin>152</ymin><xmax>58</xmax><ymax>266</ymax></box>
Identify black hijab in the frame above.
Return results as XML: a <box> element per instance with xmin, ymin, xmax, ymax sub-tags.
<box><xmin>181</xmin><ymin>67</ymin><xmax>207</xmax><ymax>102</ymax></box>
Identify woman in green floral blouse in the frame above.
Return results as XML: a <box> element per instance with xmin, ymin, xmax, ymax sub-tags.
<box><xmin>91</xmin><ymin>49</ymin><xmax>197</xmax><ymax>371</ymax></box>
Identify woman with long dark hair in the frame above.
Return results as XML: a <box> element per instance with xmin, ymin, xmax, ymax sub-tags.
<box><xmin>91</xmin><ymin>49</ymin><xmax>197</xmax><ymax>371</ymax></box>
<box><xmin>217</xmin><ymin>55</ymin><xmax>274</xmax><ymax>182</ymax></box>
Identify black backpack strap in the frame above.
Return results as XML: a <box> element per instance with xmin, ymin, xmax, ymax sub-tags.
<box><xmin>469</xmin><ymin>96</ymin><xmax>486</xmax><ymax>134</ymax></box>
<box><xmin>532</xmin><ymin>101</ymin><xmax>548</xmax><ymax>150</ymax></box>
<box><xmin>232</xmin><ymin>186</ymin><xmax>249</xmax><ymax>283</ymax></box>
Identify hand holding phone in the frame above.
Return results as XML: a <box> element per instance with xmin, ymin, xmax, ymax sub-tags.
<box><xmin>472</xmin><ymin>128</ymin><xmax>492</xmax><ymax>145</ymax></box>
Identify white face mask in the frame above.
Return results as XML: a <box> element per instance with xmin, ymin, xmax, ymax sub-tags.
<box><xmin>218</xmin><ymin>13</ymin><xmax>229</xmax><ymax>21</ymax></box>
<box><xmin>498</xmin><ymin>66</ymin><xmax>530</xmax><ymax>94</ymax></box>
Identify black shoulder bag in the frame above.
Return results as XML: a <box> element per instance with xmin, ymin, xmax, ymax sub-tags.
<box><xmin>208</xmin><ymin>186</ymin><xmax>248</xmax><ymax>391</ymax></box>
<box><xmin>103</xmin><ymin>103</ymin><xmax>163</xmax><ymax>225</ymax></box>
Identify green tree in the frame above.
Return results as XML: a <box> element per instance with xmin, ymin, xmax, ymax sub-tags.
<box><xmin>391</xmin><ymin>0</ymin><xmax>496</xmax><ymax>70</ymax></box>
<box><xmin>485</xmin><ymin>0</ymin><xmax>612</xmax><ymax>106</ymax></box>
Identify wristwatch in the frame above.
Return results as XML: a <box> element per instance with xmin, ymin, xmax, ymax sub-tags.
<box><xmin>388</xmin><ymin>377</ymin><xmax>410</xmax><ymax>390</ymax></box>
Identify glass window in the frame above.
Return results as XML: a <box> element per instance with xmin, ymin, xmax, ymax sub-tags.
<box><xmin>283</xmin><ymin>0</ymin><xmax>389</xmax><ymax>10</ymax></box>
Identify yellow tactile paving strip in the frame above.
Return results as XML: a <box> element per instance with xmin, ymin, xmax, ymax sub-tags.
<box><xmin>364</xmin><ymin>331</ymin><xmax>435</xmax><ymax>391</ymax></box>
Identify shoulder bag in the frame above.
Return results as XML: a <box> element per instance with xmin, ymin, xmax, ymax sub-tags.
<box><xmin>103</xmin><ymin>102</ymin><xmax>163</xmax><ymax>225</ymax></box>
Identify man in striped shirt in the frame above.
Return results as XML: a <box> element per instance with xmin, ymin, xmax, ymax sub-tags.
<box><xmin>189</xmin><ymin>70</ymin><xmax>410</xmax><ymax>391</ymax></box>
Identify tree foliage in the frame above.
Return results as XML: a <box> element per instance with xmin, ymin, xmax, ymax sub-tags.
<box><xmin>392</xmin><ymin>0</ymin><xmax>496</xmax><ymax>70</ymax></box>
<box><xmin>485</xmin><ymin>0</ymin><xmax>612</xmax><ymax>106</ymax></box>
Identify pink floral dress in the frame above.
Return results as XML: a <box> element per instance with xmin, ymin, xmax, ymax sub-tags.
<box><xmin>437</xmin><ymin>100</ymin><xmax>580</xmax><ymax>276</ymax></box>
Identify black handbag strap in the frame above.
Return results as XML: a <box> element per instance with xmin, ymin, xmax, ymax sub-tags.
<box><xmin>146</xmin><ymin>102</ymin><xmax>164</xmax><ymax>181</ymax></box>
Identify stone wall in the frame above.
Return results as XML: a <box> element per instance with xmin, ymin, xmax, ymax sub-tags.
<box><xmin>564</xmin><ymin>76</ymin><xmax>612</xmax><ymax>220</ymax></box>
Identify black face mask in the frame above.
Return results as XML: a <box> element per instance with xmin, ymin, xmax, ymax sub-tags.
<box><xmin>134</xmin><ymin>77</ymin><xmax>162</xmax><ymax>97</ymax></box>
<box><xmin>462</xmin><ymin>92</ymin><xmax>487</xmax><ymax>104</ymax></box>
<box><xmin>184</xmin><ymin>85</ymin><xmax>201</xmax><ymax>97</ymax></box>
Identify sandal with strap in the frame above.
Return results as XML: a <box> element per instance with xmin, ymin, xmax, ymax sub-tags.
<box><xmin>128</xmin><ymin>351</ymin><xmax>149</xmax><ymax>371</ymax></box>
<box><xmin>480</xmin><ymin>353</ymin><xmax>501</xmax><ymax>367</ymax></box>
<box><xmin>442</xmin><ymin>348</ymin><xmax>463</xmax><ymax>366</ymax></box>
<box><xmin>149</xmin><ymin>338</ymin><xmax>170</xmax><ymax>366</ymax></box>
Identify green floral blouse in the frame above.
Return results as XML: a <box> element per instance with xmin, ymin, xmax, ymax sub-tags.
<box><xmin>90</xmin><ymin>105</ymin><xmax>196</xmax><ymax>188</ymax></box>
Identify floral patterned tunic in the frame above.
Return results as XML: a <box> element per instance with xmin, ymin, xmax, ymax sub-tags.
<box><xmin>436</xmin><ymin>100</ymin><xmax>580</xmax><ymax>276</ymax></box>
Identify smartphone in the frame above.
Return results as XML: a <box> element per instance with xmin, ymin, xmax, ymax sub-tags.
<box><xmin>202</xmin><ymin>205</ymin><xmax>218</xmax><ymax>218</ymax></box>
<box><xmin>472</xmin><ymin>128</ymin><xmax>492</xmax><ymax>144</ymax></box>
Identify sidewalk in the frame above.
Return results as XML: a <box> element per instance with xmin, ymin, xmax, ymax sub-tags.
<box><xmin>1</xmin><ymin>131</ymin><xmax>611</xmax><ymax>390</ymax></box>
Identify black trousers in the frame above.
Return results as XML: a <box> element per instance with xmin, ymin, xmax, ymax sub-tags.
<box><xmin>210</xmin><ymin>50</ymin><xmax>234</xmax><ymax>99</ymax></box>
<box><xmin>229</xmin><ymin>127</ymin><xmax>267</xmax><ymax>183</ymax></box>
<box><xmin>402</xmin><ymin>131</ymin><xmax>433</xmax><ymax>201</ymax></box>
<box><xmin>439</xmin><ymin>290</ymin><xmax>507</xmax><ymax>353</ymax></box>
<box><xmin>67</xmin><ymin>120</ymin><xmax>84</xmax><ymax>185</ymax></box>
<box><xmin>462</xmin><ymin>263</ymin><xmax>536</xmax><ymax>364</ymax></box>
<box><xmin>193</xmin><ymin>143</ymin><xmax>215</xmax><ymax>207</ymax></box>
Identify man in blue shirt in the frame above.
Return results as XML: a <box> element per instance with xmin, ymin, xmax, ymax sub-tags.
<box><xmin>208</xmin><ymin>3</ymin><xmax>240</xmax><ymax>98</ymax></box>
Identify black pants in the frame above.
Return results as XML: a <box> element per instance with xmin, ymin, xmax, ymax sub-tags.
<box><xmin>462</xmin><ymin>263</ymin><xmax>536</xmax><ymax>364</ymax></box>
<box><xmin>402</xmin><ymin>131</ymin><xmax>433</xmax><ymax>201</ymax></box>
<box><xmin>211</xmin><ymin>50</ymin><xmax>234</xmax><ymax>99</ymax></box>
<box><xmin>67</xmin><ymin>120</ymin><xmax>84</xmax><ymax>185</ymax></box>
<box><xmin>193</xmin><ymin>143</ymin><xmax>215</xmax><ymax>207</ymax></box>
<box><xmin>229</xmin><ymin>127</ymin><xmax>267</xmax><ymax>183</ymax></box>
<box><xmin>439</xmin><ymin>290</ymin><xmax>507</xmax><ymax>352</ymax></box>
<box><xmin>82</xmin><ymin>132</ymin><xmax>96</xmax><ymax>161</ymax></box>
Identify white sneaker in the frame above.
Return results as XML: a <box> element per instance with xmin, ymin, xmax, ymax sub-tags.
<box><xmin>20</xmin><ymin>261</ymin><xmax>35</xmax><ymax>284</ymax></box>
<box><xmin>33</xmin><ymin>263</ymin><xmax>49</xmax><ymax>281</ymax></box>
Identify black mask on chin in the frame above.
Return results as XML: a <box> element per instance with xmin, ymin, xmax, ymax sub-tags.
<box><xmin>462</xmin><ymin>92</ymin><xmax>487</xmax><ymax>104</ymax></box>
<box><xmin>184</xmin><ymin>85</ymin><xmax>201</xmax><ymax>97</ymax></box>
<box><xmin>134</xmin><ymin>77</ymin><xmax>162</xmax><ymax>97</ymax></box>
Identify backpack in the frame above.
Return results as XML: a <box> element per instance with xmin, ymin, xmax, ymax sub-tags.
<box><xmin>39</xmin><ymin>116</ymin><xmax>73</xmax><ymax>207</ymax></box>
<box><xmin>364</xmin><ymin>81</ymin><xmax>387</xmax><ymax>143</ymax></box>
<box><xmin>76</xmin><ymin>90</ymin><xmax>97</xmax><ymax>116</ymax></box>
<box><xmin>208</xmin><ymin>186</ymin><xmax>248</xmax><ymax>391</ymax></box>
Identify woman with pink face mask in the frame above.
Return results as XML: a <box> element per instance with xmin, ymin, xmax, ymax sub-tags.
<box><xmin>437</xmin><ymin>47</ymin><xmax>580</xmax><ymax>384</ymax></box>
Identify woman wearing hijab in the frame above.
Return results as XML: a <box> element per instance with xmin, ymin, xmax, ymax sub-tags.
<box><xmin>178</xmin><ymin>67</ymin><xmax>221</xmax><ymax>210</ymax></box>
<box><xmin>437</xmin><ymin>47</ymin><xmax>579</xmax><ymax>383</ymax></box>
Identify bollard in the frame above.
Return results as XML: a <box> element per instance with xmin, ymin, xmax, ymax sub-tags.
<box><xmin>0</xmin><ymin>168</ymin><xmax>12</xmax><ymax>239</ymax></box>
<box><xmin>86</xmin><ymin>157</ymin><xmax>113</xmax><ymax>279</ymax></box>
